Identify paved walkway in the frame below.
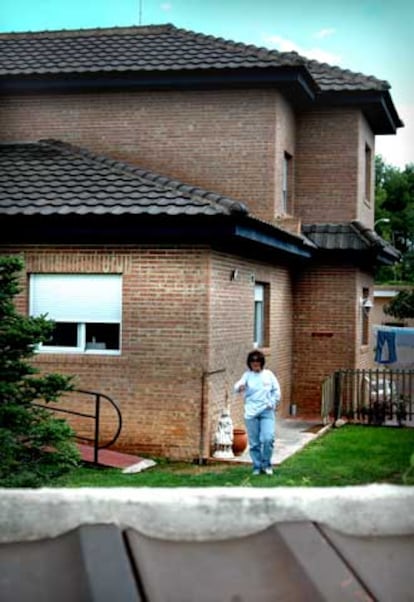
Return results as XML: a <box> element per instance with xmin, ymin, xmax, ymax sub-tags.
<box><xmin>230</xmin><ymin>417</ymin><xmax>331</xmax><ymax>466</ymax></box>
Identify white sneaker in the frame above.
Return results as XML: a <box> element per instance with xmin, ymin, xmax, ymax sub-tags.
<box><xmin>264</xmin><ymin>467</ymin><xmax>273</xmax><ymax>476</ymax></box>
<box><xmin>252</xmin><ymin>469</ymin><xmax>261</xmax><ymax>476</ymax></box>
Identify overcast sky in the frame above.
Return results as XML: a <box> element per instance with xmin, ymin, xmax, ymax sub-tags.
<box><xmin>2</xmin><ymin>0</ymin><xmax>413</xmax><ymax>169</ymax></box>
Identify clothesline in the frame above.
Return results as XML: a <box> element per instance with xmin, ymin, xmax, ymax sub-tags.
<box><xmin>373</xmin><ymin>325</ymin><xmax>414</xmax><ymax>366</ymax></box>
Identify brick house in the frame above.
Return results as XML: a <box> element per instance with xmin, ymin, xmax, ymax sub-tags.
<box><xmin>0</xmin><ymin>25</ymin><xmax>402</xmax><ymax>460</ymax></box>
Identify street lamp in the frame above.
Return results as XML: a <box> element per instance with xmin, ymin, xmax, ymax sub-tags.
<box><xmin>374</xmin><ymin>218</ymin><xmax>390</xmax><ymax>229</ymax></box>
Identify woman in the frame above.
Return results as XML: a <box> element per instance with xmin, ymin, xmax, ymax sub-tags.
<box><xmin>234</xmin><ymin>350</ymin><xmax>281</xmax><ymax>475</ymax></box>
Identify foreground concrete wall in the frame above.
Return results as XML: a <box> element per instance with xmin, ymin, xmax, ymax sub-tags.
<box><xmin>1</xmin><ymin>485</ymin><xmax>413</xmax><ymax>542</ymax></box>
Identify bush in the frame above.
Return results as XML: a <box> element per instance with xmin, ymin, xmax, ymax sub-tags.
<box><xmin>0</xmin><ymin>255</ymin><xmax>80</xmax><ymax>487</ymax></box>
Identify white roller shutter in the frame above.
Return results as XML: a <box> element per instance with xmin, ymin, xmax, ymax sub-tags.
<box><xmin>30</xmin><ymin>274</ymin><xmax>122</xmax><ymax>322</ymax></box>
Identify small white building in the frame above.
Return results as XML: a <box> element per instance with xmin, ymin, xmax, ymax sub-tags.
<box><xmin>372</xmin><ymin>285</ymin><xmax>414</xmax><ymax>329</ymax></box>
<box><xmin>372</xmin><ymin>286</ymin><xmax>414</xmax><ymax>369</ymax></box>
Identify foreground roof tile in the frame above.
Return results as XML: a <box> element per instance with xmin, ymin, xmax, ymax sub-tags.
<box><xmin>0</xmin><ymin>139</ymin><xmax>248</xmax><ymax>217</ymax></box>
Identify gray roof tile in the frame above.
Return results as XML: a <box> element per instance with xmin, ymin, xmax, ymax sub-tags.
<box><xmin>0</xmin><ymin>140</ymin><xmax>248</xmax><ymax>217</ymax></box>
<box><xmin>302</xmin><ymin>221</ymin><xmax>400</xmax><ymax>260</ymax></box>
<box><xmin>0</xmin><ymin>24</ymin><xmax>389</xmax><ymax>93</ymax></box>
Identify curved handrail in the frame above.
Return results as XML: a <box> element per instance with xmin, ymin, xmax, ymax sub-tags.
<box><xmin>74</xmin><ymin>388</ymin><xmax>123</xmax><ymax>451</ymax></box>
<box><xmin>33</xmin><ymin>388</ymin><xmax>123</xmax><ymax>463</ymax></box>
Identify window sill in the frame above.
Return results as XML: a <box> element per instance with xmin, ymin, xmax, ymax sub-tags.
<box><xmin>37</xmin><ymin>348</ymin><xmax>121</xmax><ymax>356</ymax></box>
<box><xmin>257</xmin><ymin>346</ymin><xmax>271</xmax><ymax>356</ymax></box>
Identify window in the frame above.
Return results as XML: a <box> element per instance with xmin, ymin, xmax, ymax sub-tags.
<box><xmin>254</xmin><ymin>283</ymin><xmax>269</xmax><ymax>347</ymax></box>
<box><xmin>30</xmin><ymin>274</ymin><xmax>122</xmax><ymax>354</ymax></box>
<box><xmin>361</xmin><ymin>287</ymin><xmax>370</xmax><ymax>345</ymax></box>
<box><xmin>364</xmin><ymin>144</ymin><xmax>372</xmax><ymax>204</ymax></box>
<box><xmin>281</xmin><ymin>152</ymin><xmax>292</xmax><ymax>214</ymax></box>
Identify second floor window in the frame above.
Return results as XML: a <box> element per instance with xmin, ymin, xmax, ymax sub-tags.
<box><xmin>282</xmin><ymin>152</ymin><xmax>292</xmax><ymax>214</ymax></box>
<box><xmin>361</xmin><ymin>287</ymin><xmax>370</xmax><ymax>346</ymax></box>
<box><xmin>364</xmin><ymin>144</ymin><xmax>372</xmax><ymax>204</ymax></box>
<box><xmin>29</xmin><ymin>273</ymin><xmax>122</xmax><ymax>354</ymax></box>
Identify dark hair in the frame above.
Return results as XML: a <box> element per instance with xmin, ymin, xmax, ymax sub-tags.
<box><xmin>247</xmin><ymin>349</ymin><xmax>265</xmax><ymax>369</ymax></box>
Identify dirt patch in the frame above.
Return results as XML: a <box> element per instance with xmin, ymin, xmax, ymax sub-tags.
<box><xmin>302</xmin><ymin>424</ymin><xmax>326</xmax><ymax>434</ymax></box>
<box><xmin>165</xmin><ymin>462</ymin><xmax>240</xmax><ymax>476</ymax></box>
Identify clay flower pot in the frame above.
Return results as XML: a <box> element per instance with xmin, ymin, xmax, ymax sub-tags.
<box><xmin>232</xmin><ymin>428</ymin><xmax>248</xmax><ymax>456</ymax></box>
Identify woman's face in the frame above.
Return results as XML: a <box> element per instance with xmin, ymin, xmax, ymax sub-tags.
<box><xmin>250</xmin><ymin>360</ymin><xmax>262</xmax><ymax>373</ymax></box>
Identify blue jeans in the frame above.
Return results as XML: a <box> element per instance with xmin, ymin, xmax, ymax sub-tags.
<box><xmin>245</xmin><ymin>408</ymin><xmax>275</xmax><ymax>470</ymax></box>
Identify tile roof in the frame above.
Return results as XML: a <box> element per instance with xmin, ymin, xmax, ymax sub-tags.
<box><xmin>0</xmin><ymin>141</ymin><xmax>398</xmax><ymax>264</ymax></box>
<box><xmin>0</xmin><ymin>140</ymin><xmax>248</xmax><ymax>217</ymax></box>
<box><xmin>303</xmin><ymin>221</ymin><xmax>401</xmax><ymax>261</ymax></box>
<box><xmin>303</xmin><ymin>222</ymin><xmax>367</xmax><ymax>250</ymax></box>
<box><xmin>0</xmin><ymin>24</ymin><xmax>389</xmax><ymax>93</ymax></box>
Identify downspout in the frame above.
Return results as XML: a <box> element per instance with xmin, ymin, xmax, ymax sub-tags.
<box><xmin>198</xmin><ymin>368</ymin><xmax>226</xmax><ymax>465</ymax></box>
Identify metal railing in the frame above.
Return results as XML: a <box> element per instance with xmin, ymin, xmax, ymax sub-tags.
<box><xmin>322</xmin><ymin>368</ymin><xmax>414</xmax><ymax>426</ymax></box>
<box><xmin>33</xmin><ymin>388</ymin><xmax>122</xmax><ymax>463</ymax></box>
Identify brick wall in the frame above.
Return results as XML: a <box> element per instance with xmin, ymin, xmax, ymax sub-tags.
<box><xmin>356</xmin><ymin>269</ymin><xmax>377</xmax><ymax>370</ymax></box>
<box><xmin>206</xmin><ymin>252</ymin><xmax>293</xmax><ymax>455</ymax></box>
<box><xmin>0</xmin><ymin>89</ymin><xmax>293</xmax><ymax>223</ymax></box>
<box><xmin>292</xmin><ymin>263</ymin><xmax>373</xmax><ymax>415</ymax></box>
<box><xmin>4</xmin><ymin>246</ymin><xmax>293</xmax><ymax>459</ymax></box>
<box><xmin>357</xmin><ymin>114</ymin><xmax>375</xmax><ymax>226</ymax></box>
<box><xmin>5</xmin><ymin>246</ymin><xmax>211</xmax><ymax>459</ymax></box>
<box><xmin>1</xmin><ymin>90</ymin><xmax>375</xmax><ymax>230</ymax></box>
<box><xmin>296</xmin><ymin>108</ymin><xmax>363</xmax><ymax>224</ymax></box>
<box><xmin>274</xmin><ymin>94</ymin><xmax>296</xmax><ymax>218</ymax></box>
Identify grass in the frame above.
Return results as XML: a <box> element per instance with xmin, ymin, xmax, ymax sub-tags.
<box><xmin>51</xmin><ymin>424</ymin><xmax>414</xmax><ymax>488</ymax></box>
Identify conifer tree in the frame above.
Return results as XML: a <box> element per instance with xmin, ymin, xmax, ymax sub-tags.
<box><xmin>0</xmin><ymin>255</ymin><xmax>80</xmax><ymax>487</ymax></box>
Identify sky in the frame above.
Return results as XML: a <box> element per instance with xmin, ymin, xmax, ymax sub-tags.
<box><xmin>1</xmin><ymin>0</ymin><xmax>413</xmax><ymax>169</ymax></box>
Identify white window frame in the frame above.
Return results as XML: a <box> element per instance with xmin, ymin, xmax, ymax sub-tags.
<box><xmin>254</xmin><ymin>283</ymin><xmax>265</xmax><ymax>348</ymax></box>
<box><xmin>29</xmin><ymin>274</ymin><xmax>122</xmax><ymax>355</ymax></box>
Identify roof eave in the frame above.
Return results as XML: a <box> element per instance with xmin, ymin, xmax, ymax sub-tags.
<box><xmin>0</xmin><ymin>65</ymin><xmax>317</xmax><ymax>105</ymax></box>
<box><xmin>316</xmin><ymin>90</ymin><xmax>403</xmax><ymax>134</ymax></box>
<box><xmin>234</xmin><ymin>218</ymin><xmax>313</xmax><ymax>260</ymax></box>
<box><xmin>0</xmin><ymin>212</ymin><xmax>313</xmax><ymax>261</ymax></box>
<box><xmin>308</xmin><ymin>247</ymin><xmax>400</xmax><ymax>267</ymax></box>
<box><xmin>352</xmin><ymin>221</ymin><xmax>402</xmax><ymax>265</ymax></box>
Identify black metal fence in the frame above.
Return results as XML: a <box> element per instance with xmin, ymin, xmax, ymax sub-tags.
<box><xmin>321</xmin><ymin>368</ymin><xmax>414</xmax><ymax>426</ymax></box>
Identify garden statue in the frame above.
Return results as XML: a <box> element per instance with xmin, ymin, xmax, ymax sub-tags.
<box><xmin>213</xmin><ymin>408</ymin><xmax>234</xmax><ymax>459</ymax></box>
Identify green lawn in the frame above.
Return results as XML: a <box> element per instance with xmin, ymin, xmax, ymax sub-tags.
<box><xmin>52</xmin><ymin>424</ymin><xmax>414</xmax><ymax>488</ymax></box>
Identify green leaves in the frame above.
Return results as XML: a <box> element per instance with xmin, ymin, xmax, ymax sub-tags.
<box><xmin>384</xmin><ymin>288</ymin><xmax>414</xmax><ymax>319</ymax></box>
<box><xmin>375</xmin><ymin>156</ymin><xmax>414</xmax><ymax>283</ymax></box>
